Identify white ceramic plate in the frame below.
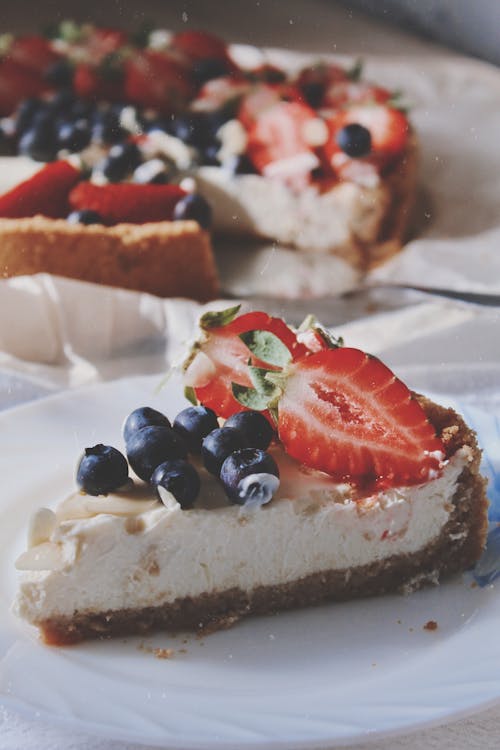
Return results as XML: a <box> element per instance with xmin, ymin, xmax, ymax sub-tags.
<box><xmin>1</xmin><ymin>374</ymin><xmax>499</xmax><ymax>749</ymax></box>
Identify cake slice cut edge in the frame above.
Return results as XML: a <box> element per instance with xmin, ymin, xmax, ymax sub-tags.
<box><xmin>13</xmin><ymin>396</ymin><xmax>488</xmax><ymax>646</ymax></box>
<box><xmin>0</xmin><ymin>216</ymin><xmax>219</xmax><ymax>302</ymax></box>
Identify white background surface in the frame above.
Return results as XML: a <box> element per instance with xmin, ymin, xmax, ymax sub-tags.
<box><xmin>2</xmin><ymin>1</ymin><xmax>500</xmax><ymax>748</ymax></box>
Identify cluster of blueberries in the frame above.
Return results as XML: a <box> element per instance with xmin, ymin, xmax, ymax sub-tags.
<box><xmin>0</xmin><ymin>84</ymin><xmax>256</xmax><ymax>173</ymax></box>
<box><xmin>76</xmin><ymin>405</ymin><xmax>280</xmax><ymax>509</ymax></box>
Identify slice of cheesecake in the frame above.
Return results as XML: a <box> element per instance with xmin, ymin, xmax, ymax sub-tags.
<box><xmin>13</xmin><ymin>309</ymin><xmax>488</xmax><ymax>646</ymax></box>
<box><xmin>13</xmin><ymin>397</ymin><xmax>487</xmax><ymax>645</ymax></box>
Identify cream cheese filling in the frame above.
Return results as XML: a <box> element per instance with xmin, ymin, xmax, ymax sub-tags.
<box><xmin>195</xmin><ymin>166</ymin><xmax>388</xmax><ymax>255</ymax></box>
<box><xmin>14</xmin><ymin>448</ymin><xmax>470</xmax><ymax>624</ymax></box>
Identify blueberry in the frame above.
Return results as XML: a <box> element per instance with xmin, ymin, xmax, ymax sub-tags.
<box><xmin>151</xmin><ymin>459</ymin><xmax>200</xmax><ymax>509</ymax></box>
<box><xmin>173</xmin><ymin>406</ymin><xmax>219</xmax><ymax>453</ymax></box>
<box><xmin>57</xmin><ymin>120</ymin><xmax>91</xmax><ymax>152</ymax></box>
<box><xmin>201</xmin><ymin>143</ymin><xmax>220</xmax><ymax>166</ymax></box>
<box><xmin>101</xmin><ymin>141</ymin><xmax>142</xmax><ymax>182</ymax></box>
<box><xmin>18</xmin><ymin>123</ymin><xmax>58</xmax><ymax>162</ymax></box>
<box><xmin>45</xmin><ymin>60</ymin><xmax>74</xmax><ymax>88</ymax></box>
<box><xmin>170</xmin><ymin>111</ymin><xmax>225</xmax><ymax>149</ymax></box>
<box><xmin>76</xmin><ymin>444</ymin><xmax>129</xmax><ymax>496</ymax></box>
<box><xmin>71</xmin><ymin>98</ymin><xmax>95</xmax><ymax>121</ymax></box>
<box><xmin>220</xmin><ymin>448</ymin><xmax>279</xmax><ymax>505</ymax></box>
<box><xmin>335</xmin><ymin>123</ymin><xmax>372</xmax><ymax>158</ymax></box>
<box><xmin>48</xmin><ymin>89</ymin><xmax>77</xmax><ymax>115</ymax></box>
<box><xmin>173</xmin><ymin>193</ymin><xmax>212</xmax><ymax>229</ymax></box>
<box><xmin>0</xmin><ymin>122</ymin><xmax>15</xmax><ymax>155</ymax></box>
<box><xmin>226</xmin><ymin>153</ymin><xmax>257</xmax><ymax>175</ymax></box>
<box><xmin>15</xmin><ymin>98</ymin><xmax>43</xmax><ymax>135</ymax></box>
<box><xmin>224</xmin><ymin>411</ymin><xmax>275</xmax><ymax>450</ymax></box>
<box><xmin>123</xmin><ymin>406</ymin><xmax>171</xmax><ymax>445</ymax></box>
<box><xmin>92</xmin><ymin>110</ymin><xmax>126</xmax><ymax>145</ymax></box>
<box><xmin>201</xmin><ymin>426</ymin><xmax>249</xmax><ymax>476</ymax></box>
<box><xmin>192</xmin><ymin>58</ymin><xmax>230</xmax><ymax>86</ymax></box>
<box><xmin>67</xmin><ymin>209</ymin><xmax>103</xmax><ymax>225</ymax></box>
<box><xmin>132</xmin><ymin>159</ymin><xmax>170</xmax><ymax>185</ymax></box>
<box><xmin>126</xmin><ymin>425</ymin><xmax>187</xmax><ymax>482</ymax></box>
<box><xmin>301</xmin><ymin>81</ymin><xmax>325</xmax><ymax>109</ymax></box>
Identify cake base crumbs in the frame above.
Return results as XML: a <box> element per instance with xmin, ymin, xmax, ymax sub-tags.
<box><xmin>423</xmin><ymin>620</ymin><xmax>438</xmax><ymax>631</ymax></box>
<box><xmin>138</xmin><ymin>641</ymin><xmax>175</xmax><ymax>659</ymax></box>
<box><xmin>154</xmin><ymin>647</ymin><xmax>175</xmax><ymax>659</ymax></box>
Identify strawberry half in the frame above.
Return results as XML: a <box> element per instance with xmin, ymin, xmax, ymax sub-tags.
<box><xmin>323</xmin><ymin>81</ymin><xmax>392</xmax><ymax>110</ymax></box>
<box><xmin>170</xmin><ymin>30</ymin><xmax>231</xmax><ymax>64</ymax></box>
<box><xmin>245</xmin><ymin>100</ymin><xmax>321</xmax><ymax>184</ymax></box>
<box><xmin>69</xmin><ymin>182</ymin><xmax>186</xmax><ymax>225</ymax></box>
<box><xmin>74</xmin><ymin>61</ymin><xmax>125</xmax><ymax>102</ymax></box>
<box><xmin>184</xmin><ymin>307</ymin><xmax>308</xmax><ymax>419</ymax></box>
<box><xmin>0</xmin><ymin>60</ymin><xmax>48</xmax><ymax>116</ymax></box>
<box><xmin>124</xmin><ymin>51</ymin><xmax>195</xmax><ymax>113</ymax></box>
<box><xmin>8</xmin><ymin>35</ymin><xmax>61</xmax><ymax>74</ymax></box>
<box><xmin>277</xmin><ymin>348</ymin><xmax>444</xmax><ymax>487</ymax></box>
<box><xmin>0</xmin><ymin>161</ymin><xmax>82</xmax><ymax>218</ymax></box>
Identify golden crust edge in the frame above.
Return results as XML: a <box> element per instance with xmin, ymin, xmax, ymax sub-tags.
<box><xmin>0</xmin><ymin>216</ymin><xmax>219</xmax><ymax>301</ymax></box>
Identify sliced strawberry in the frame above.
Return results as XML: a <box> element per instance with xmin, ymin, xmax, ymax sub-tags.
<box><xmin>277</xmin><ymin>348</ymin><xmax>444</xmax><ymax>487</ymax></box>
<box><xmin>324</xmin><ymin>103</ymin><xmax>409</xmax><ymax>173</ymax></box>
<box><xmin>74</xmin><ymin>61</ymin><xmax>125</xmax><ymax>102</ymax></box>
<box><xmin>0</xmin><ymin>161</ymin><xmax>82</xmax><ymax>218</ymax></box>
<box><xmin>245</xmin><ymin>100</ymin><xmax>320</xmax><ymax>183</ymax></box>
<box><xmin>323</xmin><ymin>81</ymin><xmax>392</xmax><ymax>110</ymax></box>
<box><xmin>124</xmin><ymin>51</ymin><xmax>195</xmax><ymax>113</ymax></box>
<box><xmin>170</xmin><ymin>30</ymin><xmax>230</xmax><ymax>63</ymax></box>
<box><xmin>238</xmin><ymin>84</ymin><xmax>284</xmax><ymax>129</ymax></box>
<box><xmin>69</xmin><ymin>182</ymin><xmax>186</xmax><ymax>224</ymax></box>
<box><xmin>187</xmin><ymin>310</ymin><xmax>308</xmax><ymax>419</ymax></box>
<box><xmin>0</xmin><ymin>60</ymin><xmax>48</xmax><ymax>116</ymax></box>
<box><xmin>8</xmin><ymin>35</ymin><xmax>61</xmax><ymax>74</ymax></box>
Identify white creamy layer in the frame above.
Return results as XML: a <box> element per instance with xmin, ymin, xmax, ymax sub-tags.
<box><xmin>195</xmin><ymin>166</ymin><xmax>389</xmax><ymax>256</ymax></box>
<box><xmin>0</xmin><ymin>157</ymin><xmax>41</xmax><ymax>194</ymax></box>
<box><xmin>14</xmin><ymin>448</ymin><xmax>470</xmax><ymax>624</ymax></box>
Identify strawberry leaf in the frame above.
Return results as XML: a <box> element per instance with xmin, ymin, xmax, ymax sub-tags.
<box><xmin>299</xmin><ymin>314</ymin><xmax>343</xmax><ymax>349</ymax></box>
<box><xmin>347</xmin><ymin>58</ymin><xmax>363</xmax><ymax>82</ymax></box>
<box><xmin>239</xmin><ymin>330</ymin><xmax>292</xmax><ymax>367</ymax></box>
<box><xmin>248</xmin><ymin>366</ymin><xmax>281</xmax><ymax>399</ymax></box>
<box><xmin>199</xmin><ymin>304</ymin><xmax>241</xmax><ymax>331</ymax></box>
<box><xmin>231</xmin><ymin>384</ymin><xmax>271</xmax><ymax>411</ymax></box>
<box><xmin>184</xmin><ymin>385</ymin><xmax>198</xmax><ymax>405</ymax></box>
<box><xmin>387</xmin><ymin>90</ymin><xmax>411</xmax><ymax>113</ymax></box>
<box><xmin>231</xmin><ymin>366</ymin><xmax>282</xmax><ymax>411</ymax></box>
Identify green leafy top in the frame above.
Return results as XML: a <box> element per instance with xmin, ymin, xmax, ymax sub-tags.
<box><xmin>347</xmin><ymin>58</ymin><xmax>363</xmax><ymax>82</ymax></box>
<box><xmin>231</xmin><ymin>366</ymin><xmax>287</xmax><ymax>423</ymax></box>
<box><xmin>199</xmin><ymin>304</ymin><xmax>241</xmax><ymax>331</ymax></box>
<box><xmin>298</xmin><ymin>314</ymin><xmax>343</xmax><ymax>349</ymax></box>
<box><xmin>387</xmin><ymin>90</ymin><xmax>411</xmax><ymax>114</ymax></box>
<box><xmin>239</xmin><ymin>330</ymin><xmax>292</xmax><ymax>368</ymax></box>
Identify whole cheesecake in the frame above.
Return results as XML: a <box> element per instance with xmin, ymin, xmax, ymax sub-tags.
<box><xmin>13</xmin><ymin>309</ymin><xmax>488</xmax><ymax>644</ymax></box>
<box><xmin>0</xmin><ymin>23</ymin><xmax>418</xmax><ymax>296</ymax></box>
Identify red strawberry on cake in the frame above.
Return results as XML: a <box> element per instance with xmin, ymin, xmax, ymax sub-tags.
<box><xmin>13</xmin><ymin>307</ymin><xmax>488</xmax><ymax>644</ymax></box>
